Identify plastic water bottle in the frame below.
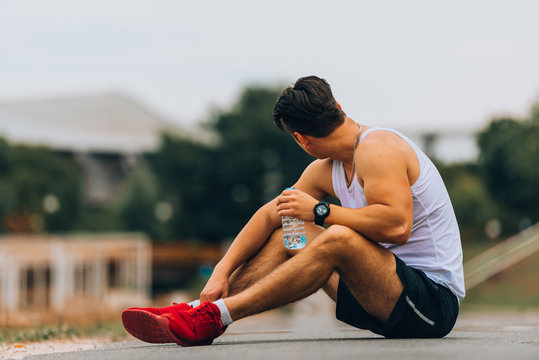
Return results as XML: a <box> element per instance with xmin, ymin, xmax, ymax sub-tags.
<box><xmin>282</xmin><ymin>187</ymin><xmax>306</xmax><ymax>249</ymax></box>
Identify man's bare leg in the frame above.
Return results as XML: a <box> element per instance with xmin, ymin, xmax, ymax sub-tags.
<box><xmin>228</xmin><ymin>223</ymin><xmax>326</xmax><ymax>296</ymax></box>
<box><xmin>225</xmin><ymin>225</ymin><xmax>403</xmax><ymax>324</ymax></box>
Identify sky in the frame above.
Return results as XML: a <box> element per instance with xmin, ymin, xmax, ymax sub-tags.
<box><xmin>0</xmin><ymin>0</ymin><xmax>538</xmax><ymax>134</ymax></box>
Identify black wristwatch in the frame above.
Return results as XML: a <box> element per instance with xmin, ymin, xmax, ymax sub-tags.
<box><xmin>314</xmin><ymin>201</ymin><xmax>330</xmax><ymax>226</ymax></box>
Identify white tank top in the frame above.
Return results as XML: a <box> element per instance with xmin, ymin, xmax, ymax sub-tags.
<box><xmin>332</xmin><ymin>127</ymin><xmax>465</xmax><ymax>302</ymax></box>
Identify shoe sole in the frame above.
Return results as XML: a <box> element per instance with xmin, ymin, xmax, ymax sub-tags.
<box><xmin>121</xmin><ymin>309</ymin><xmax>213</xmax><ymax>347</ymax></box>
<box><xmin>121</xmin><ymin>309</ymin><xmax>188</xmax><ymax>346</ymax></box>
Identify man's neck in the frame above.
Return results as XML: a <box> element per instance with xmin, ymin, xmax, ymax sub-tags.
<box><xmin>322</xmin><ymin>117</ymin><xmax>366</xmax><ymax>165</ymax></box>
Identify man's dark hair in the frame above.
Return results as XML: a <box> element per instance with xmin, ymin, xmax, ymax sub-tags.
<box><xmin>272</xmin><ymin>76</ymin><xmax>346</xmax><ymax>138</ymax></box>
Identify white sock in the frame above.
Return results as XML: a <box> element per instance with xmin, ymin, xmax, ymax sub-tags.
<box><xmin>213</xmin><ymin>299</ymin><xmax>233</xmax><ymax>326</ymax></box>
<box><xmin>188</xmin><ymin>300</ymin><xmax>200</xmax><ymax>308</ymax></box>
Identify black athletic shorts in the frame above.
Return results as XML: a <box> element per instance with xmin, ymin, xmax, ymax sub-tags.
<box><xmin>336</xmin><ymin>254</ymin><xmax>459</xmax><ymax>338</ymax></box>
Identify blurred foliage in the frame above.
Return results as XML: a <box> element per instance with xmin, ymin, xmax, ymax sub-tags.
<box><xmin>0</xmin><ymin>323</ymin><xmax>78</xmax><ymax>343</ymax></box>
<box><xmin>437</xmin><ymin>162</ymin><xmax>502</xmax><ymax>242</ymax></box>
<box><xmin>476</xmin><ymin>104</ymin><xmax>539</xmax><ymax>234</ymax></box>
<box><xmin>436</xmin><ymin>98</ymin><xmax>538</xmax><ymax>241</ymax></box>
<box><xmin>0</xmin><ymin>140</ymin><xmax>82</xmax><ymax>233</ymax></box>
<box><xmin>0</xmin><ymin>321</ymin><xmax>127</xmax><ymax>343</ymax></box>
<box><xmin>117</xmin><ymin>166</ymin><xmax>161</xmax><ymax>236</ymax></box>
<box><xmin>145</xmin><ymin>135</ymin><xmax>218</xmax><ymax>241</ymax></box>
<box><xmin>144</xmin><ymin>86</ymin><xmax>313</xmax><ymax>242</ymax></box>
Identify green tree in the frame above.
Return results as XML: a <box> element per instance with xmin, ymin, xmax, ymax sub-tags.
<box><xmin>0</xmin><ymin>139</ymin><xmax>83</xmax><ymax>233</ymax></box>
<box><xmin>208</xmin><ymin>86</ymin><xmax>313</xmax><ymax>237</ymax></box>
<box><xmin>477</xmin><ymin>99</ymin><xmax>539</xmax><ymax>234</ymax></box>
<box><xmin>118</xmin><ymin>167</ymin><xmax>158</xmax><ymax>232</ymax></box>
<box><xmin>146</xmin><ymin>135</ymin><xmax>216</xmax><ymax>241</ymax></box>
<box><xmin>437</xmin><ymin>162</ymin><xmax>501</xmax><ymax>242</ymax></box>
<box><xmin>148</xmin><ymin>86</ymin><xmax>313</xmax><ymax>242</ymax></box>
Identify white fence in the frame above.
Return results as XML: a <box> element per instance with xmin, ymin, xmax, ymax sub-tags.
<box><xmin>0</xmin><ymin>233</ymin><xmax>151</xmax><ymax>313</ymax></box>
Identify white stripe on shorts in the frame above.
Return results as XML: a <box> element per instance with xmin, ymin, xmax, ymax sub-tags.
<box><xmin>405</xmin><ymin>295</ymin><xmax>436</xmax><ymax>326</ymax></box>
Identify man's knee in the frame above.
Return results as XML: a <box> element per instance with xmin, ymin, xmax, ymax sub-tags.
<box><xmin>321</xmin><ymin>225</ymin><xmax>357</xmax><ymax>244</ymax></box>
<box><xmin>325</xmin><ymin>224</ymin><xmax>356</xmax><ymax>239</ymax></box>
<box><xmin>310</xmin><ymin>225</ymin><xmax>369</xmax><ymax>258</ymax></box>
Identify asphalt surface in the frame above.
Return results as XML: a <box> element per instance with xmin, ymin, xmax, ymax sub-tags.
<box><xmin>20</xmin><ymin>293</ymin><xmax>539</xmax><ymax>360</ymax></box>
<box><xmin>23</xmin><ymin>313</ymin><xmax>539</xmax><ymax>360</ymax></box>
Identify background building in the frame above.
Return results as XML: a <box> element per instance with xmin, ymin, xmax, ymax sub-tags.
<box><xmin>0</xmin><ymin>94</ymin><xmax>184</xmax><ymax>204</ymax></box>
<box><xmin>0</xmin><ymin>233</ymin><xmax>151</xmax><ymax>325</ymax></box>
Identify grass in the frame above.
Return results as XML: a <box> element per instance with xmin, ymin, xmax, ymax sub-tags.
<box><xmin>460</xmin><ymin>248</ymin><xmax>539</xmax><ymax>312</ymax></box>
<box><xmin>462</xmin><ymin>240</ymin><xmax>494</xmax><ymax>261</ymax></box>
<box><xmin>78</xmin><ymin>321</ymin><xmax>129</xmax><ymax>341</ymax></box>
<box><xmin>0</xmin><ymin>321</ymin><xmax>128</xmax><ymax>344</ymax></box>
<box><xmin>450</xmin><ymin>240</ymin><xmax>539</xmax><ymax>311</ymax></box>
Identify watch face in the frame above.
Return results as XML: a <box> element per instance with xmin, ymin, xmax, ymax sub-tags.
<box><xmin>316</xmin><ymin>205</ymin><xmax>327</xmax><ymax>216</ymax></box>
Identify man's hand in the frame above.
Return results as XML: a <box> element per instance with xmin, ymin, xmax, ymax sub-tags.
<box><xmin>200</xmin><ymin>270</ymin><xmax>229</xmax><ymax>302</ymax></box>
<box><xmin>276</xmin><ymin>188</ymin><xmax>318</xmax><ymax>222</ymax></box>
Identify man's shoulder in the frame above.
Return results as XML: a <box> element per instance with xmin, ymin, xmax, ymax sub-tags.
<box><xmin>355</xmin><ymin>129</ymin><xmax>418</xmax><ymax>182</ymax></box>
<box><xmin>297</xmin><ymin>159</ymin><xmax>334</xmax><ymax>198</ymax></box>
<box><xmin>360</xmin><ymin>129</ymin><xmax>403</xmax><ymax>145</ymax></box>
<box><xmin>305</xmin><ymin>158</ymin><xmax>333</xmax><ymax>174</ymax></box>
<box><xmin>357</xmin><ymin>130</ymin><xmax>412</xmax><ymax>160</ymax></box>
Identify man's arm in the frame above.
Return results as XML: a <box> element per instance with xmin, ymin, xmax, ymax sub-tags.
<box><xmin>327</xmin><ymin>139</ymin><xmax>414</xmax><ymax>244</ymax></box>
<box><xmin>277</xmin><ymin>137</ymin><xmax>414</xmax><ymax>245</ymax></box>
<box><xmin>199</xmin><ymin>198</ymin><xmax>281</xmax><ymax>302</ymax></box>
<box><xmin>200</xmin><ymin>159</ymin><xmax>332</xmax><ymax>302</ymax></box>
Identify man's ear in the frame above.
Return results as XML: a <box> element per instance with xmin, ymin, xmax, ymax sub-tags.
<box><xmin>294</xmin><ymin>132</ymin><xmax>310</xmax><ymax>148</ymax></box>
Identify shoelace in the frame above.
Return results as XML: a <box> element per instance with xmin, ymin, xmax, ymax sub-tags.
<box><xmin>187</xmin><ymin>305</ymin><xmax>223</xmax><ymax>327</ymax></box>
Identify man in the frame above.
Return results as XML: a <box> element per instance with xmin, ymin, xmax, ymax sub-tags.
<box><xmin>122</xmin><ymin>75</ymin><xmax>465</xmax><ymax>345</ymax></box>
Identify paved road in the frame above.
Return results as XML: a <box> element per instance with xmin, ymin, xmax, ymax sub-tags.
<box><xmin>17</xmin><ymin>292</ymin><xmax>539</xmax><ymax>360</ymax></box>
<box><xmin>24</xmin><ymin>311</ymin><xmax>539</xmax><ymax>360</ymax></box>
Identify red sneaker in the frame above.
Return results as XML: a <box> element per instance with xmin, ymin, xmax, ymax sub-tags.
<box><xmin>164</xmin><ymin>301</ymin><xmax>226</xmax><ymax>346</ymax></box>
<box><xmin>125</xmin><ymin>302</ymin><xmax>191</xmax><ymax>315</ymax></box>
<box><xmin>121</xmin><ymin>303</ymin><xmax>192</xmax><ymax>344</ymax></box>
<box><xmin>121</xmin><ymin>301</ymin><xmax>225</xmax><ymax>346</ymax></box>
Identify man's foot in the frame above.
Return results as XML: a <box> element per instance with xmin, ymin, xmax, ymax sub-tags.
<box><xmin>164</xmin><ymin>301</ymin><xmax>226</xmax><ymax>346</ymax></box>
<box><xmin>121</xmin><ymin>301</ymin><xmax>225</xmax><ymax>346</ymax></box>
<box><xmin>124</xmin><ymin>302</ymin><xmax>191</xmax><ymax>316</ymax></box>
<box><xmin>121</xmin><ymin>303</ymin><xmax>192</xmax><ymax>344</ymax></box>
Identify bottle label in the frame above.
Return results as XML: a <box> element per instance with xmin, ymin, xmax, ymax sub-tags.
<box><xmin>284</xmin><ymin>234</ymin><xmax>306</xmax><ymax>249</ymax></box>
